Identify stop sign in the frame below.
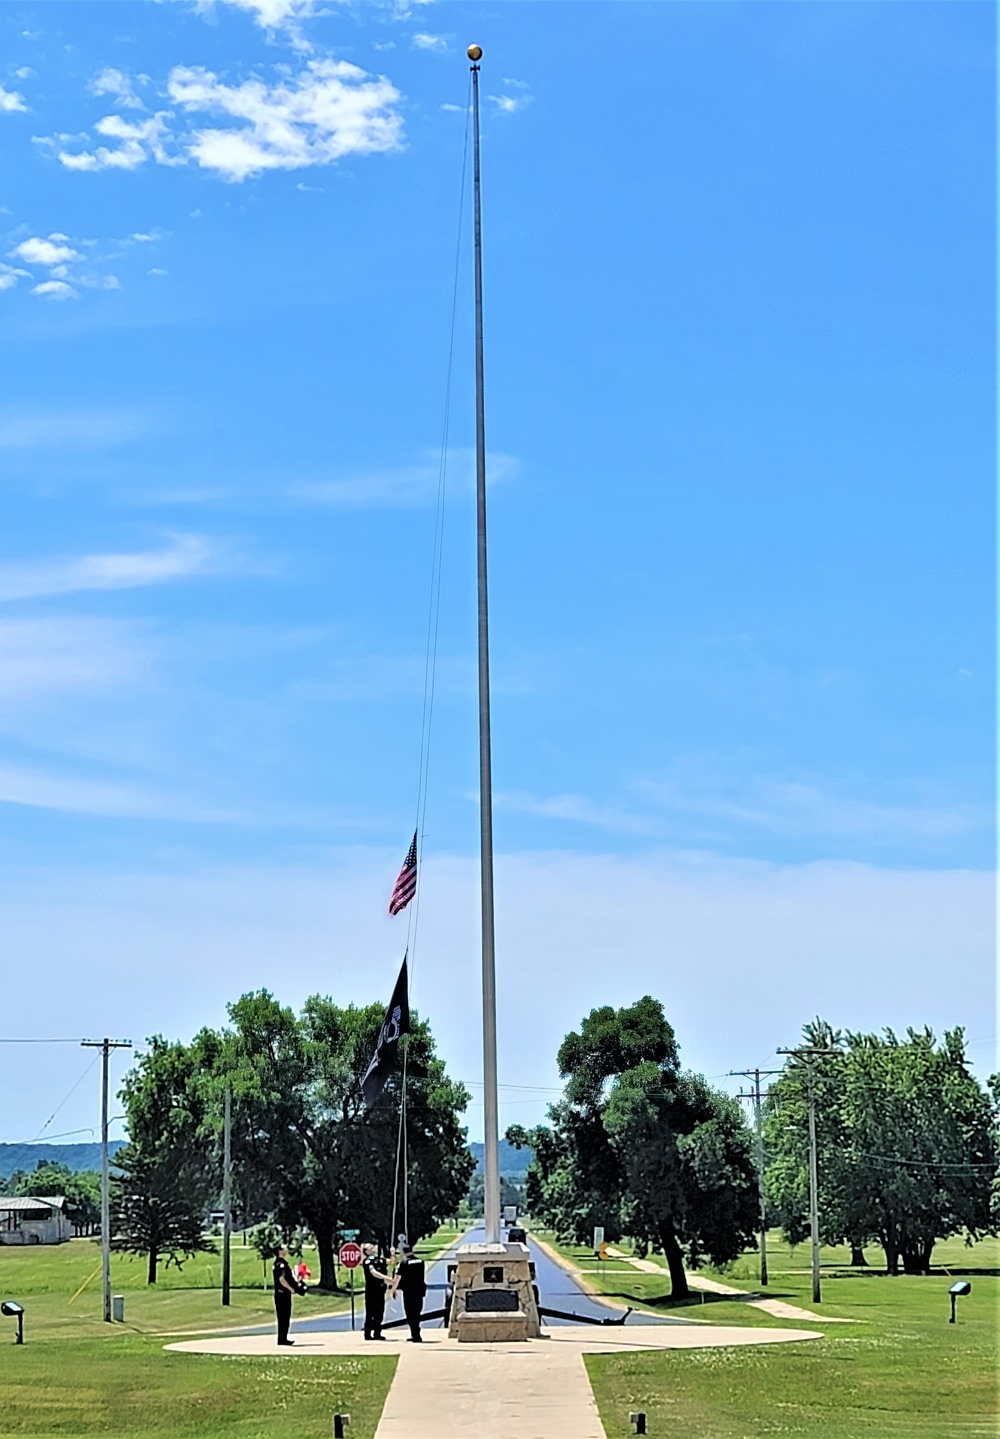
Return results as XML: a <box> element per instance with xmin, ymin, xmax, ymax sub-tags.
<box><xmin>339</xmin><ymin>1241</ymin><xmax>363</xmax><ymax>1269</ymax></box>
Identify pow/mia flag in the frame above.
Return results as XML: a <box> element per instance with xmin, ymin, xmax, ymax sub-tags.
<box><xmin>361</xmin><ymin>956</ymin><xmax>410</xmax><ymax>1108</ymax></box>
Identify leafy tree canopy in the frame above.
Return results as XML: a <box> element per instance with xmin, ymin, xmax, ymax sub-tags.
<box><xmin>509</xmin><ymin>996</ymin><xmax>756</xmax><ymax>1298</ymax></box>
<box><xmin>765</xmin><ymin>1022</ymin><xmax>999</xmax><ymax>1274</ymax></box>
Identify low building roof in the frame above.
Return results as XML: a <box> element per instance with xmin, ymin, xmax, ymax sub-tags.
<box><xmin>0</xmin><ymin>1195</ymin><xmax>66</xmax><ymax>1211</ymax></box>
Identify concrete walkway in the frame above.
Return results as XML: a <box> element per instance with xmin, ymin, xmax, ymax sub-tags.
<box><xmin>604</xmin><ymin>1246</ymin><xmax>855</xmax><ymax>1322</ymax></box>
<box><xmin>167</xmin><ymin>1323</ymin><xmax>822</xmax><ymax>1439</ymax></box>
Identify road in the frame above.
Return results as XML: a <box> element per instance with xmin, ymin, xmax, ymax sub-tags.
<box><xmin>285</xmin><ymin>1223</ymin><xmax>669</xmax><ymax>1335</ymax></box>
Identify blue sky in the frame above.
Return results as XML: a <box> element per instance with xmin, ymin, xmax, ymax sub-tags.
<box><xmin>0</xmin><ymin>1</ymin><xmax>994</xmax><ymax>1145</ymax></box>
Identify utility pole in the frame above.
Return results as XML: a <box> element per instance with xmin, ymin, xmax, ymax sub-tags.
<box><xmin>468</xmin><ymin>41</ymin><xmax>501</xmax><ymax>1248</ymax></box>
<box><xmin>730</xmin><ymin>1067</ymin><xmax>780</xmax><ymax>1287</ymax></box>
<box><xmin>221</xmin><ymin>1085</ymin><xmax>232</xmax><ymax>1307</ymax></box>
<box><xmin>81</xmin><ymin>1037</ymin><xmax>132</xmax><ymax>1322</ymax></box>
<box><xmin>777</xmin><ymin>1045</ymin><xmax>836</xmax><ymax>1305</ymax></box>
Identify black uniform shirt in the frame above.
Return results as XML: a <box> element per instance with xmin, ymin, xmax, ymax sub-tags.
<box><xmin>273</xmin><ymin>1256</ymin><xmax>296</xmax><ymax>1296</ymax></box>
<box><xmin>396</xmin><ymin>1255</ymin><xmax>426</xmax><ymax>1299</ymax></box>
<box><xmin>363</xmin><ymin>1255</ymin><xmax>388</xmax><ymax>1296</ymax></box>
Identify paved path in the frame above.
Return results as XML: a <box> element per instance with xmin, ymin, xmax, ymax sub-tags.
<box><xmin>604</xmin><ymin>1246</ymin><xmax>855</xmax><ymax>1322</ymax></box>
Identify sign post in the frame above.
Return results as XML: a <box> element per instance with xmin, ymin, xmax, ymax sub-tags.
<box><xmin>339</xmin><ymin>1240</ymin><xmax>363</xmax><ymax>1331</ymax></box>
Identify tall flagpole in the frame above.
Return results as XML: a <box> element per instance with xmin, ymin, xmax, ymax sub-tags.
<box><xmin>468</xmin><ymin>43</ymin><xmax>501</xmax><ymax>1248</ymax></box>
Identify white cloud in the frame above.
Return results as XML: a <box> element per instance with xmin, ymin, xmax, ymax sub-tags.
<box><xmin>412</xmin><ymin>33</ymin><xmax>447</xmax><ymax>53</ymax></box>
<box><xmin>0</xmin><ymin>264</ymin><xmax>28</xmax><ymax>292</ymax></box>
<box><xmin>58</xmin><ymin>113</ymin><xmax>176</xmax><ymax>171</ymax></box>
<box><xmin>10</xmin><ymin>236</ymin><xmax>82</xmax><ymax>267</ymax></box>
<box><xmin>490</xmin><ymin>93</ymin><xmax>531</xmax><ymax>116</ymax></box>
<box><xmin>89</xmin><ymin>67</ymin><xmax>146</xmax><ymax>110</ymax></box>
<box><xmin>0</xmin><ymin>535</ymin><xmax>224</xmax><ymax>603</ymax></box>
<box><xmin>55</xmin><ymin>60</ymin><xmax>403</xmax><ymax>182</ymax></box>
<box><xmin>31</xmin><ymin>279</ymin><xmax>77</xmax><ymax>301</ymax></box>
<box><xmin>14</xmin><ymin>68</ymin><xmax>35</xmax><ymax>81</ymax></box>
<box><xmin>0</xmin><ymin>85</ymin><xmax>28</xmax><ymax>113</ymax></box>
<box><xmin>190</xmin><ymin>0</ymin><xmax>322</xmax><ymax>28</ymax></box>
<box><xmin>169</xmin><ymin>60</ymin><xmax>403</xmax><ymax>180</ymax></box>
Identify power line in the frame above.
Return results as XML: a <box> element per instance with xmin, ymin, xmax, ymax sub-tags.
<box><xmin>0</xmin><ymin>1037</ymin><xmax>87</xmax><ymax>1044</ymax></box>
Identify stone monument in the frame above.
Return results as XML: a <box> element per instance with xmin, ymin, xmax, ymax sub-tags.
<box><xmin>448</xmin><ymin>1240</ymin><xmax>542</xmax><ymax>1342</ymax></box>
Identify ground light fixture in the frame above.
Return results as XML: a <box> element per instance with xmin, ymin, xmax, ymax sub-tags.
<box><xmin>1</xmin><ymin>1300</ymin><xmax>24</xmax><ymax>1344</ymax></box>
<box><xmin>333</xmin><ymin>1416</ymin><xmax>350</xmax><ymax>1437</ymax></box>
<box><xmin>948</xmin><ymin>1280</ymin><xmax>971</xmax><ymax>1323</ymax></box>
<box><xmin>629</xmin><ymin>1413</ymin><xmax>647</xmax><ymax>1435</ymax></box>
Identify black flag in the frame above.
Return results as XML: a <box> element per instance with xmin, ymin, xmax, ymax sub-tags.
<box><xmin>362</xmin><ymin>957</ymin><xmax>410</xmax><ymax>1108</ymax></box>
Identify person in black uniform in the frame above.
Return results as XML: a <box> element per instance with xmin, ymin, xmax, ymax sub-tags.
<box><xmin>362</xmin><ymin>1243</ymin><xmax>390</xmax><ymax>1340</ymax></box>
<box><xmin>395</xmin><ymin>1244</ymin><xmax>426</xmax><ymax>1342</ymax></box>
<box><xmin>273</xmin><ymin>1245</ymin><xmax>304</xmax><ymax>1346</ymax></box>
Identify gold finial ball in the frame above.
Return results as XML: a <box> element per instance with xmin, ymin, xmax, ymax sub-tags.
<box><xmin>467</xmin><ymin>44</ymin><xmax>483</xmax><ymax>62</ymax></box>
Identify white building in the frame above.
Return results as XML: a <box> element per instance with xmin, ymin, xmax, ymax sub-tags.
<box><xmin>0</xmin><ymin>1195</ymin><xmax>73</xmax><ymax>1245</ymax></box>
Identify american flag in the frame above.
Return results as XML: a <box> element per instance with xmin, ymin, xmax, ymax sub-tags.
<box><xmin>388</xmin><ymin>832</ymin><xmax>418</xmax><ymax>915</ymax></box>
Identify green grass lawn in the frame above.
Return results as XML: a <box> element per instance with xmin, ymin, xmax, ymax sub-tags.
<box><xmin>550</xmin><ymin>1231</ymin><xmax>998</xmax><ymax>1438</ymax></box>
<box><xmin>0</xmin><ymin>1225</ymin><xmax>468</xmax><ymax>1436</ymax></box>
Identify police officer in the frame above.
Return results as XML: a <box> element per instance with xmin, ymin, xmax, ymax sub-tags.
<box><xmin>362</xmin><ymin>1243</ymin><xmax>390</xmax><ymax>1341</ymax></box>
<box><xmin>395</xmin><ymin>1244</ymin><xmax>427</xmax><ymax>1342</ymax></box>
<box><xmin>273</xmin><ymin>1244</ymin><xmax>304</xmax><ymax>1346</ymax></box>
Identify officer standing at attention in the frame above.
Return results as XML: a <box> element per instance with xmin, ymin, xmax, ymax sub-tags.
<box><xmin>396</xmin><ymin>1244</ymin><xmax>427</xmax><ymax>1342</ymax></box>
<box><xmin>273</xmin><ymin>1244</ymin><xmax>304</xmax><ymax>1346</ymax></box>
<box><xmin>362</xmin><ymin>1243</ymin><xmax>391</xmax><ymax>1340</ymax></box>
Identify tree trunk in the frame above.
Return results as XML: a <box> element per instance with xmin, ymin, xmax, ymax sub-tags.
<box><xmin>316</xmin><ymin>1226</ymin><xmax>339</xmax><ymax>1291</ymax></box>
<box><xmin>148</xmin><ymin>1248</ymin><xmax>158</xmax><ymax>1285</ymax></box>
<box><xmin>850</xmin><ymin>1245</ymin><xmax>868</xmax><ymax>1267</ymax></box>
<box><xmin>881</xmin><ymin>1233</ymin><xmax>899</xmax><ymax>1275</ymax></box>
<box><xmin>659</xmin><ymin>1225</ymin><xmax>689</xmax><ymax>1300</ymax></box>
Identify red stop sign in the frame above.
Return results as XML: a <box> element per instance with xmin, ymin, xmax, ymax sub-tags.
<box><xmin>339</xmin><ymin>1241</ymin><xmax>363</xmax><ymax>1269</ymax></box>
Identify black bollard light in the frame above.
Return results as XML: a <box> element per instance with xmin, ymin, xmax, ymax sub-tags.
<box><xmin>629</xmin><ymin>1413</ymin><xmax>647</xmax><ymax>1435</ymax></box>
<box><xmin>333</xmin><ymin>1415</ymin><xmax>350</xmax><ymax>1438</ymax></box>
<box><xmin>1</xmin><ymin>1301</ymin><xmax>24</xmax><ymax>1344</ymax></box>
<box><xmin>948</xmin><ymin>1280</ymin><xmax>971</xmax><ymax>1323</ymax></box>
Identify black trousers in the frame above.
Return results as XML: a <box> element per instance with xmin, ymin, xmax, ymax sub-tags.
<box><xmin>364</xmin><ymin>1289</ymin><xmax>385</xmax><ymax>1339</ymax></box>
<box><xmin>274</xmin><ymin>1290</ymin><xmax>292</xmax><ymax>1343</ymax></box>
<box><xmin>403</xmin><ymin>1292</ymin><xmax>423</xmax><ymax>1341</ymax></box>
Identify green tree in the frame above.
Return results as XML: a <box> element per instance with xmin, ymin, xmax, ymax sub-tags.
<box><xmin>213</xmin><ymin>990</ymin><xmax>474</xmax><ymax>1289</ymax></box>
<box><xmin>509</xmin><ymin>997</ymin><xmax>757</xmax><ymax>1298</ymax></box>
<box><xmin>112</xmin><ymin>1037</ymin><xmax>218</xmax><ymax>1283</ymax></box>
<box><xmin>765</xmin><ymin>1023</ymin><xmax>999</xmax><ymax>1274</ymax></box>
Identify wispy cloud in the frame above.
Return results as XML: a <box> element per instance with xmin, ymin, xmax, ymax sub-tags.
<box><xmin>52</xmin><ymin>60</ymin><xmax>404</xmax><ymax>182</ymax></box>
<box><xmin>89</xmin><ymin>67</ymin><xmax>148</xmax><ymax>110</ymax></box>
<box><xmin>489</xmin><ymin>78</ymin><xmax>532</xmax><ymax>116</ymax></box>
<box><xmin>412</xmin><ymin>33</ymin><xmax>448</xmax><ymax>53</ymax></box>
<box><xmin>505</xmin><ymin>765</ymin><xmax>991</xmax><ymax>855</ymax></box>
<box><xmin>288</xmin><ymin>449</ymin><xmax>519</xmax><ymax>508</ymax></box>
<box><xmin>30</xmin><ymin>279</ymin><xmax>77</xmax><ymax>301</ymax></box>
<box><xmin>0</xmin><ymin>407</ymin><xmax>151</xmax><ymax>449</ymax></box>
<box><xmin>0</xmin><ymin>535</ymin><xmax>226</xmax><ymax>603</ymax></box>
<box><xmin>496</xmin><ymin>790</ymin><xmax>656</xmax><ymax>835</ymax></box>
<box><xmin>0</xmin><ymin>617</ymin><xmax>140</xmax><ymax>698</ymax></box>
<box><xmin>0</xmin><ymin>762</ymin><xmax>238</xmax><ymax>822</ymax></box>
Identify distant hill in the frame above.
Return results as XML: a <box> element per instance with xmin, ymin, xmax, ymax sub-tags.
<box><xmin>0</xmin><ymin>1142</ymin><xmax>126</xmax><ymax>1182</ymax></box>
<box><xmin>469</xmin><ymin>1139</ymin><xmax>531</xmax><ymax>1176</ymax></box>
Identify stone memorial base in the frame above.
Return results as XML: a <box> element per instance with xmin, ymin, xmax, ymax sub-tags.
<box><xmin>447</xmin><ymin>1241</ymin><xmax>542</xmax><ymax>1342</ymax></box>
